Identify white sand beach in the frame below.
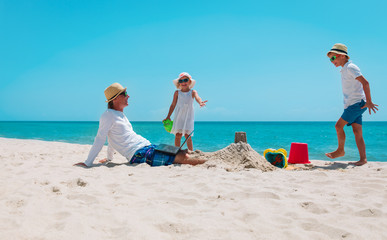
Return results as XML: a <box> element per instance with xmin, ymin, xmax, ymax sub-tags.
<box><xmin>1</xmin><ymin>137</ymin><xmax>386</xmax><ymax>240</ymax></box>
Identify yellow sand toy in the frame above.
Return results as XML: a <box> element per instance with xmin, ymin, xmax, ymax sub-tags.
<box><xmin>263</xmin><ymin>148</ymin><xmax>288</xmax><ymax>168</ymax></box>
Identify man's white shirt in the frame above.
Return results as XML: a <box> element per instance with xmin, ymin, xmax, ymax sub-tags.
<box><xmin>84</xmin><ymin>109</ymin><xmax>151</xmax><ymax>166</ymax></box>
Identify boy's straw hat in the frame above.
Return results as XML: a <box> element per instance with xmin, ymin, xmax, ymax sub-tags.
<box><xmin>173</xmin><ymin>72</ymin><xmax>196</xmax><ymax>89</ymax></box>
<box><xmin>104</xmin><ymin>83</ymin><xmax>127</xmax><ymax>102</ymax></box>
<box><xmin>327</xmin><ymin>43</ymin><xmax>350</xmax><ymax>58</ymax></box>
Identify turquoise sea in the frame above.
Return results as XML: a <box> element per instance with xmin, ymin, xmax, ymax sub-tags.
<box><xmin>1</xmin><ymin>121</ymin><xmax>386</xmax><ymax>162</ymax></box>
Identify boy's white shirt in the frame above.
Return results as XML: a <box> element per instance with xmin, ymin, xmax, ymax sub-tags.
<box><xmin>84</xmin><ymin>109</ymin><xmax>151</xmax><ymax>167</ymax></box>
<box><xmin>340</xmin><ymin>61</ymin><xmax>366</xmax><ymax>109</ymax></box>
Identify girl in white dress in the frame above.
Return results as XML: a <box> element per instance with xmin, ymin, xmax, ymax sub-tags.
<box><xmin>163</xmin><ymin>72</ymin><xmax>207</xmax><ymax>151</ymax></box>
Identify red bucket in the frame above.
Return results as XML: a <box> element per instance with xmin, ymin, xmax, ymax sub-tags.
<box><xmin>288</xmin><ymin>142</ymin><xmax>310</xmax><ymax>164</ymax></box>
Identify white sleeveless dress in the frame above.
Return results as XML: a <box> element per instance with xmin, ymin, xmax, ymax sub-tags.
<box><xmin>171</xmin><ymin>90</ymin><xmax>194</xmax><ymax>136</ymax></box>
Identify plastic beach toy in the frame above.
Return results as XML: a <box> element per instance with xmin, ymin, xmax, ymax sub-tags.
<box><xmin>162</xmin><ymin>119</ymin><xmax>173</xmax><ymax>133</ymax></box>
<box><xmin>263</xmin><ymin>148</ymin><xmax>288</xmax><ymax>168</ymax></box>
<box><xmin>288</xmin><ymin>142</ymin><xmax>310</xmax><ymax>164</ymax></box>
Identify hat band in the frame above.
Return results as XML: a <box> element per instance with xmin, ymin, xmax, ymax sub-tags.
<box><xmin>331</xmin><ymin>48</ymin><xmax>348</xmax><ymax>54</ymax></box>
<box><xmin>108</xmin><ymin>91</ymin><xmax>121</xmax><ymax>102</ymax></box>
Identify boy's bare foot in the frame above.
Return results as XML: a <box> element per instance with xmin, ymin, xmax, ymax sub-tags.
<box><xmin>74</xmin><ymin>162</ymin><xmax>87</xmax><ymax>167</ymax></box>
<box><xmin>325</xmin><ymin>150</ymin><xmax>345</xmax><ymax>159</ymax></box>
<box><xmin>349</xmin><ymin>159</ymin><xmax>367</xmax><ymax>166</ymax></box>
<box><xmin>99</xmin><ymin>158</ymin><xmax>111</xmax><ymax>164</ymax></box>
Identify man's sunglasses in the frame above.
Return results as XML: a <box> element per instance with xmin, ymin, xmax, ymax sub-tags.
<box><xmin>330</xmin><ymin>55</ymin><xmax>337</xmax><ymax>62</ymax></box>
<box><xmin>120</xmin><ymin>91</ymin><xmax>128</xmax><ymax>97</ymax></box>
<box><xmin>178</xmin><ymin>78</ymin><xmax>189</xmax><ymax>83</ymax></box>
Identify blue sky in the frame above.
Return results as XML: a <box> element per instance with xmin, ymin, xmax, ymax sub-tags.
<box><xmin>0</xmin><ymin>0</ymin><xmax>386</xmax><ymax>121</ymax></box>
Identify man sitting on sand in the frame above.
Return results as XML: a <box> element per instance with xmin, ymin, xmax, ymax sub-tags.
<box><xmin>75</xmin><ymin>83</ymin><xmax>206</xmax><ymax>167</ymax></box>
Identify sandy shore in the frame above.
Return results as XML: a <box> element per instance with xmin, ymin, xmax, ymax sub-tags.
<box><xmin>1</xmin><ymin>137</ymin><xmax>386</xmax><ymax>240</ymax></box>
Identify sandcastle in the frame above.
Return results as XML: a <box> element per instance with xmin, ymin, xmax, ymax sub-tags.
<box><xmin>190</xmin><ymin>142</ymin><xmax>277</xmax><ymax>172</ymax></box>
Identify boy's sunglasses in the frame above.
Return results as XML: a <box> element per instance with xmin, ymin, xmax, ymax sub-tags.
<box><xmin>178</xmin><ymin>78</ymin><xmax>189</xmax><ymax>83</ymax></box>
<box><xmin>330</xmin><ymin>55</ymin><xmax>337</xmax><ymax>62</ymax></box>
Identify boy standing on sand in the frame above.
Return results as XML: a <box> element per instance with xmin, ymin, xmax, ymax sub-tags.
<box><xmin>325</xmin><ymin>43</ymin><xmax>378</xmax><ymax>166</ymax></box>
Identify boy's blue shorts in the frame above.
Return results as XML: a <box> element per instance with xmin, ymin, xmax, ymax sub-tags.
<box><xmin>341</xmin><ymin>100</ymin><xmax>367</xmax><ymax>126</ymax></box>
<box><xmin>129</xmin><ymin>145</ymin><xmax>175</xmax><ymax>167</ymax></box>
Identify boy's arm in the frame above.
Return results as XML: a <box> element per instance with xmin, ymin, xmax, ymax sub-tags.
<box><xmin>163</xmin><ymin>91</ymin><xmax>178</xmax><ymax>121</ymax></box>
<box><xmin>192</xmin><ymin>90</ymin><xmax>207</xmax><ymax>107</ymax></box>
<box><xmin>356</xmin><ymin>76</ymin><xmax>379</xmax><ymax>114</ymax></box>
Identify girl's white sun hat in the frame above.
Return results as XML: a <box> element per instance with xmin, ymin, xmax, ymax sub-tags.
<box><xmin>173</xmin><ymin>72</ymin><xmax>196</xmax><ymax>89</ymax></box>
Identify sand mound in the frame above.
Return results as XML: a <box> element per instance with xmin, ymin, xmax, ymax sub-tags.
<box><xmin>191</xmin><ymin>142</ymin><xmax>277</xmax><ymax>172</ymax></box>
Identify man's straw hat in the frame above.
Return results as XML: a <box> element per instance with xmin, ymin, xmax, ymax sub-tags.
<box><xmin>173</xmin><ymin>72</ymin><xmax>196</xmax><ymax>89</ymax></box>
<box><xmin>327</xmin><ymin>43</ymin><xmax>350</xmax><ymax>58</ymax></box>
<box><xmin>104</xmin><ymin>83</ymin><xmax>127</xmax><ymax>102</ymax></box>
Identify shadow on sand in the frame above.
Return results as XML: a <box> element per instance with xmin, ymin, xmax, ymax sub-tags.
<box><xmin>311</xmin><ymin>162</ymin><xmax>353</xmax><ymax>170</ymax></box>
<box><xmin>74</xmin><ymin>162</ymin><xmax>140</xmax><ymax>168</ymax></box>
<box><xmin>286</xmin><ymin>162</ymin><xmax>355</xmax><ymax>171</ymax></box>
<box><xmin>104</xmin><ymin>162</ymin><xmax>140</xmax><ymax>168</ymax></box>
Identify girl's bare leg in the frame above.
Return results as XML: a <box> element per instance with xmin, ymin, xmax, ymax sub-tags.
<box><xmin>184</xmin><ymin>133</ymin><xmax>193</xmax><ymax>151</ymax></box>
<box><xmin>175</xmin><ymin>133</ymin><xmax>182</xmax><ymax>147</ymax></box>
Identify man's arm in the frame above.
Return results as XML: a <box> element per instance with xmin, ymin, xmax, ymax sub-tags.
<box><xmin>356</xmin><ymin>76</ymin><xmax>379</xmax><ymax>114</ymax></box>
<box><xmin>74</xmin><ymin>113</ymin><xmax>113</xmax><ymax>167</ymax></box>
<box><xmin>98</xmin><ymin>144</ymin><xmax>115</xmax><ymax>164</ymax></box>
<box><xmin>106</xmin><ymin>144</ymin><xmax>115</xmax><ymax>161</ymax></box>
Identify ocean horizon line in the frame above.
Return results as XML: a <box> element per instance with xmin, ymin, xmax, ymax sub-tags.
<box><xmin>1</xmin><ymin>120</ymin><xmax>386</xmax><ymax>123</ymax></box>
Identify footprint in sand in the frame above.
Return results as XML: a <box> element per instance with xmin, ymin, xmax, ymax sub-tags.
<box><xmin>300</xmin><ymin>201</ymin><xmax>328</xmax><ymax>214</ymax></box>
<box><xmin>62</xmin><ymin>178</ymin><xmax>88</xmax><ymax>188</ymax></box>
<box><xmin>52</xmin><ymin>186</ymin><xmax>61</xmax><ymax>194</ymax></box>
<box><xmin>354</xmin><ymin>208</ymin><xmax>382</xmax><ymax>217</ymax></box>
<box><xmin>301</xmin><ymin>219</ymin><xmax>347</xmax><ymax>238</ymax></box>
<box><xmin>157</xmin><ymin>222</ymin><xmax>190</xmax><ymax>234</ymax></box>
<box><xmin>66</xmin><ymin>194</ymin><xmax>98</xmax><ymax>204</ymax></box>
<box><xmin>76</xmin><ymin>178</ymin><xmax>87</xmax><ymax>187</ymax></box>
<box><xmin>40</xmin><ymin>180</ymin><xmax>50</xmax><ymax>185</ymax></box>
<box><xmin>254</xmin><ymin>191</ymin><xmax>281</xmax><ymax>200</ymax></box>
<box><xmin>233</xmin><ymin>191</ymin><xmax>281</xmax><ymax>200</ymax></box>
<box><xmin>5</xmin><ymin>199</ymin><xmax>25</xmax><ymax>208</ymax></box>
<box><xmin>165</xmin><ymin>197</ymin><xmax>198</xmax><ymax>206</ymax></box>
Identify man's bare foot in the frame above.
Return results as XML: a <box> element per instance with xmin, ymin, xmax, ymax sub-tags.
<box><xmin>189</xmin><ymin>159</ymin><xmax>207</xmax><ymax>166</ymax></box>
<box><xmin>325</xmin><ymin>150</ymin><xmax>345</xmax><ymax>159</ymax></box>
<box><xmin>180</xmin><ymin>149</ymin><xmax>193</xmax><ymax>154</ymax></box>
<box><xmin>349</xmin><ymin>159</ymin><xmax>367</xmax><ymax>166</ymax></box>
